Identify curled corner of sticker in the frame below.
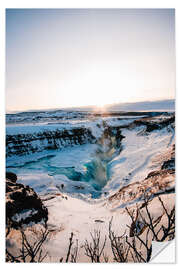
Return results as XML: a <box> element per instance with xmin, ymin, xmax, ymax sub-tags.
<box><xmin>150</xmin><ymin>240</ymin><xmax>175</xmax><ymax>263</ymax></box>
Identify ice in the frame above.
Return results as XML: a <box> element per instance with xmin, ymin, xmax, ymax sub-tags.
<box><xmin>7</xmin><ymin>111</ymin><xmax>175</xmax><ymax>200</ymax></box>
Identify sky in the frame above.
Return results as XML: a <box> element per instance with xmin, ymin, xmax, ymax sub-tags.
<box><xmin>6</xmin><ymin>9</ymin><xmax>175</xmax><ymax>112</ymax></box>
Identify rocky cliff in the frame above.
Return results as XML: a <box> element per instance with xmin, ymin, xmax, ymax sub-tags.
<box><xmin>6</xmin><ymin>172</ymin><xmax>48</xmax><ymax>230</ymax></box>
<box><xmin>6</xmin><ymin>127</ymin><xmax>96</xmax><ymax>157</ymax></box>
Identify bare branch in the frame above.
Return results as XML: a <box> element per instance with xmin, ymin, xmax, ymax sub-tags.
<box><xmin>84</xmin><ymin>230</ymin><xmax>107</xmax><ymax>262</ymax></box>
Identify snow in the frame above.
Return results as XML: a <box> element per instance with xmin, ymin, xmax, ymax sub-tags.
<box><xmin>11</xmin><ymin>209</ymin><xmax>38</xmax><ymax>222</ymax></box>
<box><xmin>6</xmin><ymin>122</ymin><xmax>86</xmax><ymax>135</ymax></box>
<box><xmin>8</xmin><ymin>116</ymin><xmax>175</xmax><ymax>201</ymax></box>
<box><xmin>17</xmin><ymin>173</ymin><xmax>54</xmax><ymax>195</ymax></box>
<box><xmin>6</xmin><ymin>117</ymin><xmax>133</xmax><ymax>136</ymax></box>
<box><xmin>6</xmin><ymin>110</ymin><xmax>175</xmax><ymax>262</ymax></box>
<box><xmin>42</xmin><ymin>193</ymin><xmax>175</xmax><ymax>262</ymax></box>
<box><xmin>43</xmin><ymin>194</ymin><xmax>131</xmax><ymax>262</ymax></box>
<box><xmin>103</xmin><ymin>126</ymin><xmax>174</xmax><ymax>195</ymax></box>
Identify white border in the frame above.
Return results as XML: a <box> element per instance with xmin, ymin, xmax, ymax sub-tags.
<box><xmin>0</xmin><ymin>0</ymin><xmax>179</xmax><ymax>8</ymax></box>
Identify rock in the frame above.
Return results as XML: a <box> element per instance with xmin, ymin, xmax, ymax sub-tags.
<box><xmin>133</xmin><ymin>115</ymin><xmax>175</xmax><ymax>133</ymax></box>
<box><xmin>161</xmin><ymin>145</ymin><xmax>175</xmax><ymax>171</ymax></box>
<box><xmin>161</xmin><ymin>158</ymin><xmax>175</xmax><ymax>171</ymax></box>
<box><xmin>74</xmin><ymin>185</ymin><xmax>84</xmax><ymax>190</ymax></box>
<box><xmin>6</xmin><ymin>178</ymin><xmax>48</xmax><ymax>229</ymax></box>
<box><xmin>6</xmin><ymin>127</ymin><xmax>96</xmax><ymax>157</ymax></box>
<box><xmin>146</xmin><ymin>170</ymin><xmax>160</xmax><ymax>179</ymax></box>
<box><xmin>94</xmin><ymin>219</ymin><xmax>104</xmax><ymax>223</ymax></box>
<box><xmin>6</xmin><ymin>172</ymin><xmax>17</xmax><ymax>183</ymax></box>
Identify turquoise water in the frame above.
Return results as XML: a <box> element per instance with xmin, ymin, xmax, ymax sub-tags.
<box><xmin>6</xmin><ymin>140</ymin><xmax>121</xmax><ymax>198</ymax></box>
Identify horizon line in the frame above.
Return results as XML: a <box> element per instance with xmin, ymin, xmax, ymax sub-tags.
<box><xmin>6</xmin><ymin>98</ymin><xmax>175</xmax><ymax>114</ymax></box>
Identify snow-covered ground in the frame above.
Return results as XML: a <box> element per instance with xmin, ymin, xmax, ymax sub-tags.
<box><xmin>42</xmin><ymin>193</ymin><xmax>131</xmax><ymax>262</ymax></box>
<box><xmin>6</xmin><ymin>110</ymin><xmax>175</xmax><ymax>262</ymax></box>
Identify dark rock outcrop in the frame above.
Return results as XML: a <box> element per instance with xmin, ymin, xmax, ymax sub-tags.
<box><xmin>161</xmin><ymin>144</ymin><xmax>175</xmax><ymax>171</ymax></box>
<box><xmin>6</xmin><ymin>127</ymin><xmax>96</xmax><ymax>157</ymax></box>
<box><xmin>6</xmin><ymin>172</ymin><xmax>17</xmax><ymax>183</ymax></box>
<box><xmin>133</xmin><ymin>115</ymin><xmax>175</xmax><ymax>133</ymax></box>
<box><xmin>6</xmin><ymin>173</ymin><xmax>48</xmax><ymax>229</ymax></box>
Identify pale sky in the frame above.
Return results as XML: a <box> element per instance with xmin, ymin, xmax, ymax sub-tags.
<box><xmin>6</xmin><ymin>9</ymin><xmax>175</xmax><ymax>112</ymax></box>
